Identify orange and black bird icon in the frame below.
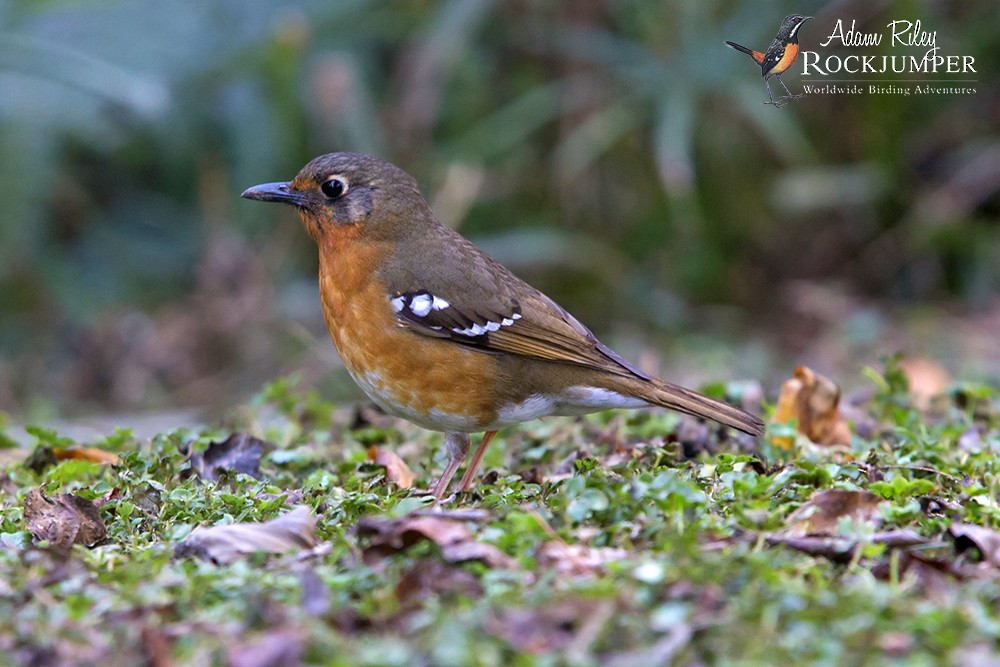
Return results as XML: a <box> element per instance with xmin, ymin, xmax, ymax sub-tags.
<box><xmin>726</xmin><ymin>15</ymin><xmax>812</xmax><ymax>107</ymax></box>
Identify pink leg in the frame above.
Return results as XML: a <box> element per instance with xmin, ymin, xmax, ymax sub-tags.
<box><xmin>430</xmin><ymin>432</ymin><xmax>470</xmax><ymax>500</ymax></box>
<box><xmin>457</xmin><ymin>431</ymin><xmax>498</xmax><ymax>492</ymax></box>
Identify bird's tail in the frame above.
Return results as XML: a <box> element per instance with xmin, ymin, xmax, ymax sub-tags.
<box><xmin>725</xmin><ymin>40</ymin><xmax>754</xmax><ymax>56</ymax></box>
<box><xmin>725</xmin><ymin>40</ymin><xmax>766</xmax><ymax>65</ymax></box>
<box><xmin>618</xmin><ymin>376</ymin><xmax>764</xmax><ymax>436</ymax></box>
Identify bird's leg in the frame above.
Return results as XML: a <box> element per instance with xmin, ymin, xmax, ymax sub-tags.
<box><xmin>777</xmin><ymin>75</ymin><xmax>804</xmax><ymax>100</ymax></box>
<box><xmin>763</xmin><ymin>78</ymin><xmax>782</xmax><ymax>107</ymax></box>
<box><xmin>457</xmin><ymin>431</ymin><xmax>498</xmax><ymax>492</ymax></box>
<box><xmin>430</xmin><ymin>431</ymin><xmax>470</xmax><ymax>501</ymax></box>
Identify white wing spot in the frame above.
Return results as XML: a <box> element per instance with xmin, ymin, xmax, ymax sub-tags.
<box><xmin>432</xmin><ymin>296</ymin><xmax>450</xmax><ymax>310</ymax></box>
<box><xmin>410</xmin><ymin>293</ymin><xmax>432</xmax><ymax>317</ymax></box>
<box><xmin>390</xmin><ymin>296</ymin><xmax>406</xmax><ymax>313</ymax></box>
<box><xmin>455</xmin><ymin>323</ymin><xmax>486</xmax><ymax>337</ymax></box>
<box><xmin>512</xmin><ymin>313</ymin><xmax>522</xmax><ymax>320</ymax></box>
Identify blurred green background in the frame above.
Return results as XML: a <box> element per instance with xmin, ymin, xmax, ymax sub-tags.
<box><xmin>0</xmin><ymin>0</ymin><xmax>998</xmax><ymax>419</ymax></box>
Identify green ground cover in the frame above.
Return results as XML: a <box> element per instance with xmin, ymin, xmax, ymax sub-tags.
<box><xmin>2</xmin><ymin>360</ymin><xmax>1000</xmax><ymax>666</ymax></box>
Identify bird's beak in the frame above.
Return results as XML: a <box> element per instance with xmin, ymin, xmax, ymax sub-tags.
<box><xmin>241</xmin><ymin>181</ymin><xmax>308</xmax><ymax>206</ymax></box>
<box><xmin>802</xmin><ymin>16</ymin><xmax>813</xmax><ymax>22</ymax></box>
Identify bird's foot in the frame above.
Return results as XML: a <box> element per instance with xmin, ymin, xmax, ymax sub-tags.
<box><xmin>763</xmin><ymin>99</ymin><xmax>785</xmax><ymax>108</ymax></box>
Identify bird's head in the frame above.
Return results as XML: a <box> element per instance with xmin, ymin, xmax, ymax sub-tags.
<box><xmin>780</xmin><ymin>15</ymin><xmax>812</xmax><ymax>41</ymax></box>
<box><xmin>241</xmin><ymin>152</ymin><xmax>430</xmax><ymax>243</ymax></box>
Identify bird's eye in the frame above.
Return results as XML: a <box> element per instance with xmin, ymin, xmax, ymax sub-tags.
<box><xmin>320</xmin><ymin>177</ymin><xmax>348</xmax><ymax>199</ymax></box>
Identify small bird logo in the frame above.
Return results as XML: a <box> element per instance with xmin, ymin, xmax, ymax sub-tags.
<box><xmin>726</xmin><ymin>15</ymin><xmax>812</xmax><ymax>107</ymax></box>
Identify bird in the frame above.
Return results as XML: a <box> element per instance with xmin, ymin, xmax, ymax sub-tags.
<box><xmin>726</xmin><ymin>15</ymin><xmax>812</xmax><ymax>107</ymax></box>
<box><xmin>242</xmin><ymin>152</ymin><xmax>764</xmax><ymax>500</ymax></box>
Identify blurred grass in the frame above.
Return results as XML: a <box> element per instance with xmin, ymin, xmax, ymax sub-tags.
<box><xmin>0</xmin><ymin>0</ymin><xmax>998</xmax><ymax>414</ymax></box>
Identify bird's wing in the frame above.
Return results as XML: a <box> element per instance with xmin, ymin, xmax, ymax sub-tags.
<box><xmin>381</xmin><ymin>232</ymin><xmax>649</xmax><ymax>381</ymax></box>
<box><xmin>760</xmin><ymin>38</ymin><xmax>784</xmax><ymax>73</ymax></box>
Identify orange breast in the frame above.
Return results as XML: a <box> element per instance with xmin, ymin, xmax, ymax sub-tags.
<box><xmin>770</xmin><ymin>43</ymin><xmax>799</xmax><ymax>75</ymax></box>
<box><xmin>315</xmin><ymin>233</ymin><xmax>500</xmax><ymax>432</ymax></box>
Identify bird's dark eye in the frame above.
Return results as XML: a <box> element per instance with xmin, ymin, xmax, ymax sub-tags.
<box><xmin>320</xmin><ymin>177</ymin><xmax>348</xmax><ymax>199</ymax></box>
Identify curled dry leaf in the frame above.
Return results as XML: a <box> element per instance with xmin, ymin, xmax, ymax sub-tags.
<box><xmin>773</xmin><ymin>366</ymin><xmax>852</xmax><ymax>448</ymax></box>
<box><xmin>187</xmin><ymin>432</ymin><xmax>271</xmax><ymax>482</ymax></box>
<box><xmin>767</xmin><ymin>490</ymin><xmax>930</xmax><ymax>563</ymax></box>
<box><xmin>767</xmin><ymin>530</ymin><xmax>928</xmax><ymax>564</ymax></box>
<box><xmin>174</xmin><ymin>505</ymin><xmax>316</xmax><ymax>565</ymax></box>
<box><xmin>785</xmin><ymin>489</ymin><xmax>886</xmax><ymax>536</ymax></box>
<box><xmin>949</xmin><ymin>523</ymin><xmax>1000</xmax><ymax>567</ymax></box>
<box><xmin>897</xmin><ymin>356</ymin><xmax>951</xmax><ymax>411</ymax></box>
<box><xmin>366</xmin><ymin>446</ymin><xmax>416</xmax><ymax>489</ymax></box>
<box><xmin>356</xmin><ymin>515</ymin><xmax>515</xmax><ymax>569</ymax></box>
<box><xmin>52</xmin><ymin>446</ymin><xmax>121</xmax><ymax>465</ymax></box>
<box><xmin>871</xmin><ymin>551</ymin><xmax>965</xmax><ymax>600</ymax></box>
<box><xmin>23</xmin><ymin>489</ymin><xmax>107</xmax><ymax>549</ymax></box>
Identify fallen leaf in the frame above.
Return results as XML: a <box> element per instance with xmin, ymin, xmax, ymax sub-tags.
<box><xmin>773</xmin><ymin>366</ymin><xmax>852</xmax><ymax>448</ymax></box>
<box><xmin>228</xmin><ymin>629</ymin><xmax>303</xmax><ymax>667</ymax></box>
<box><xmin>536</xmin><ymin>541</ymin><xmax>629</xmax><ymax>576</ymax></box>
<box><xmin>174</xmin><ymin>505</ymin><xmax>316</xmax><ymax>564</ymax></box>
<box><xmin>187</xmin><ymin>432</ymin><xmax>271</xmax><ymax>482</ymax></box>
<box><xmin>871</xmin><ymin>551</ymin><xmax>964</xmax><ymax>600</ymax></box>
<box><xmin>898</xmin><ymin>356</ymin><xmax>951</xmax><ymax>410</ymax></box>
<box><xmin>92</xmin><ymin>487</ymin><xmax>122</xmax><ymax>509</ymax></box>
<box><xmin>395</xmin><ymin>558</ymin><xmax>483</xmax><ymax>604</ymax></box>
<box><xmin>23</xmin><ymin>489</ymin><xmax>107</xmax><ymax>549</ymax></box>
<box><xmin>785</xmin><ymin>489</ymin><xmax>886</xmax><ymax>536</ymax></box>
<box><xmin>300</xmin><ymin>568</ymin><xmax>331</xmax><ymax>617</ymax></box>
<box><xmin>487</xmin><ymin>599</ymin><xmax>614</xmax><ymax>654</ymax></box>
<box><xmin>766</xmin><ymin>530</ymin><xmax>927</xmax><ymax>564</ymax></box>
<box><xmin>366</xmin><ymin>446</ymin><xmax>416</xmax><ymax>489</ymax></box>
<box><xmin>356</xmin><ymin>515</ymin><xmax>515</xmax><ymax>568</ymax></box>
<box><xmin>604</xmin><ymin>623</ymin><xmax>693</xmax><ymax>667</ymax></box>
<box><xmin>765</xmin><ymin>535</ymin><xmax>857</xmax><ymax>563</ymax></box>
<box><xmin>140</xmin><ymin>625</ymin><xmax>172</xmax><ymax>667</ymax></box>
<box><xmin>52</xmin><ymin>446</ymin><xmax>121</xmax><ymax>465</ymax></box>
<box><xmin>949</xmin><ymin>523</ymin><xmax>1000</xmax><ymax>567</ymax></box>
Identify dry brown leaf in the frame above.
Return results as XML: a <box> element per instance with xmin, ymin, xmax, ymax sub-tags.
<box><xmin>949</xmin><ymin>523</ymin><xmax>1000</xmax><ymax>567</ymax></box>
<box><xmin>23</xmin><ymin>489</ymin><xmax>107</xmax><ymax>549</ymax></box>
<box><xmin>898</xmin><ymin>356</ymin><xmax>951</xmax><ymax>410</ymax></box>
<box><xmin>52</xmin><ymin>446</ymin><xmax>121</xmax><ymax>465</ymax></box>
<box><xmin>366</xmin><ymin>446</ymin><xmax>416</xmax><ymax>489</ymax></box>
<box><xmin>767</xmin><ymin>530</ymin><xmax>928</xmax><ymax>564</ymax></box>
<box><xmin>187</xmin><ymin>432</ymin><xmax>271</xmax><ymax>482</ymax></box>
<box><xmin>766</xmin><ymin>489</ymin><xmax>897</xmax><ymax>563</ymax></box>
<box><xmin>487</xmin><ymin>599</ymin><xmax>615</xmax><ymax>654</ymax></box>
<box><xmin>228</xmin><ymin>629</ymin><xmax>304</xmax><ymax>667</ymax></box>
<box><xmin>174</xmin><ymin>506</ymin><xmax>316</xmax><ymax>564</ymax></box>
<box><xmin>536</xmin><ymin>541</ymin><xmax>629</xmax><ymax>576</ymax></box>
<box><xmin>395</xmin><ymin>559</ymin><xmax>483</xmax><ymax>604</ymax></box>
<box><xmin>300</xmin><ymin>568</ymin><xmax>331</xmax><ymax>617</ymax></box>
<box><xmin>356</xmin><ymin>514</ymin><xmax>515</xmax><ymax>568</ymax></box>
<box><xmin>785</xmin><ymin>489</ymin><xmax>886</xmax><ymax>536</ymax></box>
<box><xmin>871</xmin><ymin>551</ymin><xmax>965</xmax><ymax>600</ymax></box>
<box><xmin>773</xmin><ymin>366</ymin><xmax>852</xmax><ymax>448</ymax></box>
